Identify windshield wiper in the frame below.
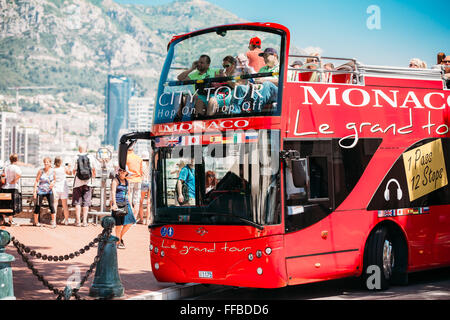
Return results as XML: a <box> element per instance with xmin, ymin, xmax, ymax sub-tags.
<box><xmin>203</xmin><ymin>213</ymin><xmax>264</xmax><ymax>230</ymax></box>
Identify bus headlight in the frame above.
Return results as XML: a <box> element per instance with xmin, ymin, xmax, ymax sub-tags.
<box><xmin>265</xmin><ymin>247</ymin><xmax>272</xmax><ymax>255</ymax></box>
<box><xmin>248</xmin><ymin>253</ymin><xmax>254</xmax><ymax>261</ymax></box>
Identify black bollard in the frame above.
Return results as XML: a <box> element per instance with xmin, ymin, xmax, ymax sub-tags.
<box><xmin>89</xmin><ymin>216</ymin><xmax>124</xmax><ymax>299</ymax></box>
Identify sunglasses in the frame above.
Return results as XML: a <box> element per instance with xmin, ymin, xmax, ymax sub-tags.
<box><xmin>223</xmin><ymin>64</ymin><xmax>231</xmax><ymax>68</ymax></box>
<box><xmin>443</xmin><ymin>60</ymin><xmax>450</xmax><ymax>64</ymax></box>
<box><xmin>409</xmin><ymin>63</ymin><xmax>419</xmax><ymax>67</ymax></box>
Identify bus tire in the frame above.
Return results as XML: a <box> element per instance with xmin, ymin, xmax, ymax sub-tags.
<box><xmin>363</xmin><ymin>226</ymin><xmax>395</xmax><ymax>290</ymax></box>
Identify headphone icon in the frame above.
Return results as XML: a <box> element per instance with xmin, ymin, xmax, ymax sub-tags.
<box><xmin>384</xmin><ymin>179</ymin><xmax>403</xmax><ymax>201</ymax></box>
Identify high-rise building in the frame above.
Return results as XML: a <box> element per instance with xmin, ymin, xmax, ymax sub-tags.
<box><xmin>0</xmin><ymin>112</ymin><xmax>18</xmax><ymax>165</ymax></box>
<box><xmin>104</xmin><ymin>75</ymin><xmax>133</xmax><ymax>149</ymax></box>
<box><xmin>0</xmin><ymin>112</ymin><xmax>40</xmax><ymax>167</ymax></box>
<box><xmin>127</xmin><ymin>96</ymin><xmax>154</xmax><ymax>156</ymax></box>
<box><xmin>17</xmin><ymin>127</ymin><xmax>40</xmax><ymax>166</ymax></box>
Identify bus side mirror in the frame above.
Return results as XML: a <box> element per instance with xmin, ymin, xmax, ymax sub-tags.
<box><xmin>118</xmin><ymin>139</ymin><xmax>136</xmax><ymax>170</ymax></box>
<box><xmin>292</xmin><ymin>158</ymin><xmax>308</xmax><ymax>188</ymax></box>
<box><xmin>118</xmin><ymin>131</ymin><xmax>153</xmax><ymax>170</ymax></box>
<box><xmin>118</xmin><ymin>142</ymin><xmax>128</xmax><ymax>170</ymax></box>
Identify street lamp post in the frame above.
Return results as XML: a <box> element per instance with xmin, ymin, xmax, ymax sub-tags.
<box><xmin>89</xmin><ymin>148</ymin><xmax>112</xmax><ymax>224</ymax></box>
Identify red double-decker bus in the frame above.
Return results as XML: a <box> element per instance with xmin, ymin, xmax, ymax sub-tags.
<box><xmin>119</xmin><ymin>22</ymin><xmax>450</xmax><ymax>290</ymax></box>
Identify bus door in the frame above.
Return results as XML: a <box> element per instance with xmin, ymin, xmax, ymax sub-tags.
<box><xmin>282</xmin><ymin>139</ymin><xmax>335</xmax><ymax>284</ymax></box>
<box><xmin>282</xmin><ymin>138</ymin><xmax>383</xmax><ymax>283</ymax></box>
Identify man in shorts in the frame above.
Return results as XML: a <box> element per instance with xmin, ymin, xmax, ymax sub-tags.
<box><xmin>72</xmin><ymin>144</ymin><xmax>96</xmax><ymax>227</ymax></box>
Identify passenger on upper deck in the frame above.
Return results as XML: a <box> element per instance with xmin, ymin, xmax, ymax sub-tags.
<box><xmin>322</xmin><ymin>63</ymin><xmax>335</xmax><ymax>83</ymax></box>
<box><xmin>207</xmin><ymin>55</ymin><xmax>241</xmax><ymax>115</ymax></box>
<box><xmin>437</xmin><ymin>52</ymin><xmax>446</xmax><ymax>65</ymax></box>
<box><xmin>304</xmin><ymin>53</ymin><xmax>320</xmax><ymax>82</ymax></box>
<box><xmin>256</xmin><ymin>47</ymin><xmax>280</xmax><ymax>85</ymax></box>
<box><xmin>246</xmin><ymin>37</ymin><xmax>265</xmax><ymax>73</ymax></box>
<box><xmin>442</xmin><ymin>55</ymin><xmax>450</xmax><ymax>87</ymax></box>
<box><xmin>431</xmin><ymin>52</ymin><xmax>446</xmax><ymax>72</ymax></box>
<box><xmin>230</xmin><ymin>48</ymin><xmax>279</xmax><ymax>114</ymax></box>
<box><xmin>177</xmin><ymin>54</ymin><xmax>217</xmax><ymax>116</ymax></box>
<box><xmin>288</xmin><ymin>60</ymin><xmax>303</xmax><ymax>82</ymax></box>
<box><xmin>409</xmin><ymin>58</ymin><xmax>427</xmax><ymax>69</ymax></box>
<box><xmin>236</xmin><ymin>54</ymin><xmax>256</xmax><ymax>75</ymax></box>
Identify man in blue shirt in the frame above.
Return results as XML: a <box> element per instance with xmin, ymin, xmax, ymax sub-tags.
<box><xmin>176</xmin><ymin>159</ymin><xmax>195</xmax><ymax>206</ymax></box>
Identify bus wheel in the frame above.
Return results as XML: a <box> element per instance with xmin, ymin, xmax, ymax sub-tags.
<box><xmin>363</xmin><ymin>226</ymin><xmax>395</xmax><ymax>290</ymax></box>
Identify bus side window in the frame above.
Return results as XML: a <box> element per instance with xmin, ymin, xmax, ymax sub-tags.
<box><xmin>309</xmin><ymin>156</ymin><xmax>329</xmax><ymax>199</ymax></box>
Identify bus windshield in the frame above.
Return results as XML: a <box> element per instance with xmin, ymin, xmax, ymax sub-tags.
<box><xmin>152</xmin><ymin>130</ymin><xmax>281</xmax><ymax>227</ymax></box>
<box><xmin>154</xmin><ymin>27</ymin><xmax>284</xmax><ymax>124</ymax></box>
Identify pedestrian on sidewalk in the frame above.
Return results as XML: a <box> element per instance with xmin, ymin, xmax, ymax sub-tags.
<box><xmin>1</xmin><ymin>153</ymin><xmax>22</xmax><ymax>226</ymax></box>
<box><xmin>33</xmin><ymin>157</ymin><xmax>56</xmax><ymax>227</ymax></box>
<box><xmin>138</xmin><ymin>151</ymin><xmax>151</xmax><ymax>225</ymax></box>
<box><xmin>53</xmin><ymin>157</ymin><xmax>72</xmax><ymax>225</ymax></box>
<box><xmin>72</xmin><ymin>144</ymin><xmax>96</xmax><ymax>227</ymax></box>
<box><xmin>111</xmin><ymin>167</ymin><xmax>136</xmax><ymax>249</ymax></box>
<box><xmin>126</xmin><ymin>146</ymin><xmax>143</xmax><ymax>221</ymax></box>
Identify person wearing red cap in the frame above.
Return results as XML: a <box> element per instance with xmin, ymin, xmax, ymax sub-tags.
<box><xmin>246</xmin><ymin>37</ymin><xmax>265</xmax><ymax>73</ymax></box>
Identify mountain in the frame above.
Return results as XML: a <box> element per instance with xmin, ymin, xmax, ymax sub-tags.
<box><xmin>0</xmin><ymin>0</ymin><xmax>244</xmax><ymax>110</ymax></box>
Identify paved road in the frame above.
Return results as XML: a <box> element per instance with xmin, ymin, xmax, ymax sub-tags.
<box><xmin>194</xmin><ymin>267</ymin><xmax>450</xmax><ymax>300</ymax></box>
<box><xmin>2</xmin><ymin>218</ymin><xmax>176</xmax><ymax>300</ymax></box>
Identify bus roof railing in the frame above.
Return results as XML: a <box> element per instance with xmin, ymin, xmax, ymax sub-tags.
<box><xmin>357</xmin><ymin>64</ymin><xmax>444</xmax><ymax>80</ymax></box>
<box><xmin>288</xmin><ymin>54</ymin><xmax>446</xmax><ymax>83</ymax></box>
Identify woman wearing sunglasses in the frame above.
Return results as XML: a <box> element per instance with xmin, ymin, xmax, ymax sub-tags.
<box><xmin>207</xmin><ymin>55</ymin><xmax>241</xmax><ymax>115</ymax></box>
<box><xmin>111</xmin><ymin>168</ymin><xmax>136</xmax><ymax>249</ymax></box>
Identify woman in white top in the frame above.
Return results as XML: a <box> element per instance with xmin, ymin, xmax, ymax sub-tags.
<box><xmin>1</xmin><ymin>153</ymin><xmax>22</xmax><ymax>226</ymax></box>
<box><xmin>53</xmin><ymin>157</ymin><xmax>72</xmax><ymax>225</ymax></box>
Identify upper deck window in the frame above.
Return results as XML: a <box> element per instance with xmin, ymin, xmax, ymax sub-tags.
<box><xmin>154</xmin><ymin>27</ymin><xmax>284</xmax><ymax>124</ymax></box>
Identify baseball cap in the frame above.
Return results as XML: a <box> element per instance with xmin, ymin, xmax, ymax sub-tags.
<box><xmin>290</xmin><ymin>60</ymin><xmax>303</xmax><ymax>67</ymax></box>
<box><xmin>249</xmin><ymin>37</ymin><xmax>261</xmax><ymax>46</ymax></box>
<box><xmin>258</xmin><ymin>48</ymin><xmax>278</xmax><ymax>57</ymax></box>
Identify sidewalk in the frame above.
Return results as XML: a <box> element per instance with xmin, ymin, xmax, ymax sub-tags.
<box><xmin>2</xmin><ymin>217</ymin><xmax>211</xmax><ymax>300</ymax></box>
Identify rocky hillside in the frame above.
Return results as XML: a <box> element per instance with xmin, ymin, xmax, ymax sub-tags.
<box><xmin>0</xmin><ymin>0</ymin><xmax>244</xmax><ymax>109</ymax></box>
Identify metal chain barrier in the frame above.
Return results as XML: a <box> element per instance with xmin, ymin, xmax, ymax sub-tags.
<box><xmin>10</xmin><ymin>225</ymin><xmax>113</xmax><ymax>300</ymax></box>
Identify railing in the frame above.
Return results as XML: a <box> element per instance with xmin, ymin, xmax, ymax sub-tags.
<box><xmin>287</xmin><ymin>54</ymin><xmax>447</xmax><ymax>85</ymax></box>
<box><xmin>287</xmin><ymin>54</ymin><xmax>360</xmax><ymax>84</ymax></box>
<box><xmin>16</xmin><ymin>175</ymin><xmax>113</xmax><ymax>215</ymax></box>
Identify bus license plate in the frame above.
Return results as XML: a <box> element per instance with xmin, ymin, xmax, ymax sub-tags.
<box><xmin>199</xmin><ymin>271</ymin><xmax>213</xmax><ymax>279</ymax></box>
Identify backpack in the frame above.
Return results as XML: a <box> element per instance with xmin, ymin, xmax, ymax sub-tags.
<box><xmin>76</xmin><ymin>155</ymin><xmax>92</xmax><ymax>181</ymax></box>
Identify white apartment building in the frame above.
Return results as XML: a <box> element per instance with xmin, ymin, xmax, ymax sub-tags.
<box><xmin>0</xmin><ymin>112</ymin><xmax>40</xmax><ymax>167</ymax></box>
<box><xmin>127</xmin><ymin>96</ymin><xmax>154</xmax><ymax>157</ymax></box>
<box><xmin>0</xmin><ymin>112</ymin><xmax>18</xmax><ymax>166</ymax></box>
<box><xmin>18</xmin><ymin>127</ymin><xmax>40</xmax><ymax>166</ymax></box>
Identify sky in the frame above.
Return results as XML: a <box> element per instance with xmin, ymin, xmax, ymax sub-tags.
<box><xmin>114</xmin><ymin>0</ymin><xmax>449</xmax><ymax>68</ymax></box>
